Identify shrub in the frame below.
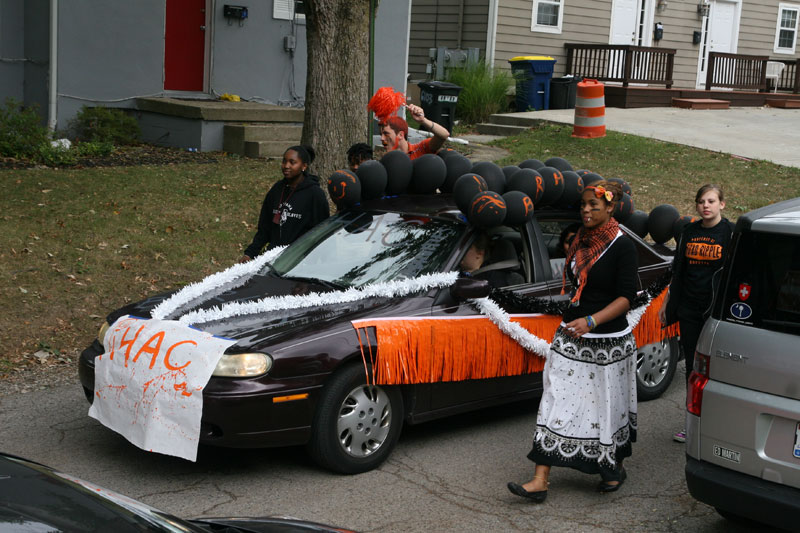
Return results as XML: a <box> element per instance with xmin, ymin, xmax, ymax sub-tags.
<box><xmin>445</xmin><ymin>62</ymin><xmax>512</xmax><ymax>125</ymax></box>
<box><xmin>36</xmin><ymin>142</ymin><xmax>77</xmax><ymax>166</ymax></box>
<box><xmin>70</xmin><ymin>106</ymin><xmax>140</xmax><ymax>145</ymax></box>
<box><xmin>75</xmin><ymin>140</ymin><xmax>115</xmax><ymax>158</ymax></box>
<box><xmin>0</xmin><ymin>98</ymin><xmax>50</xmax><ymax>159</ymax></box>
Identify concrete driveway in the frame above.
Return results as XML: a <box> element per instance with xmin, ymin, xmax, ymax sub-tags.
<box><xmin>502</xmin><ymin>106</ymin><xmax>800</xmax><ymax>168</ymax></box>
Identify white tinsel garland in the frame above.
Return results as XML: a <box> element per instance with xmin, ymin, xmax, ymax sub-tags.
<box><xmin>470</xmin><ymin>291</ymin><xmax>658</xmax><ymax>360</ymax></box>
<box><xmin>469</xmin><ymin>297</ymin><xmax>553</xmax><ymax>358</ymax></box>
<box><xmin>178</xmin><ymin>271</ymin><xmax>460</xmax><ymax>325</ymax></box>
<box><xmin>151</xmin><ymin>246</ymin><xmax>287</xmax><ymax>320</ymax></box>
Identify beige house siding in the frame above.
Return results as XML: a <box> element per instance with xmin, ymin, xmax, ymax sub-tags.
<box><xmin>408</xmin><ymin>0</ymin><xmax>490</xmax><ymax>81</ymax></box>
<box><xmin>491</xmin><ymin>0</ymin><xmax>799</xmax><ymax>90</ymax></box>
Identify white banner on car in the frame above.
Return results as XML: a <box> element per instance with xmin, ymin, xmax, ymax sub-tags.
<box><xmin>88</xmin><ymin>315</ymin><xmax>236</xmax><ymax>461</ymax></box>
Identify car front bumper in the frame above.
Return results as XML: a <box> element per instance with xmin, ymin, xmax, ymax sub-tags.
<box><xmin>79</xmin><ymin>340</ymin><xmax>323</xmax><ymax>448</ymax></box>
<box><xmin>685</xmin><ymin>455</ymin><xmax>800</xmax><ymax>529</ymax></box>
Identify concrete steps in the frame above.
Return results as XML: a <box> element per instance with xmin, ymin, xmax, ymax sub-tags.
<box><xmin>474</xmin><ymin>112</ymin><xmax>558</xmax><ymax>137</ymax></box>
<box><xmin>134</xmin><ymin>97</ymin><xmax>304</xmax><ymax>155</ymax></box>
<box><xmin>223</xmin><ymin>123</ymin><xmax>303</xmax><ymax>158</ymax></box>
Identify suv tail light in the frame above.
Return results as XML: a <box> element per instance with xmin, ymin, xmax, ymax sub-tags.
<box><xmin>687</xmin><ymin>351</ymin><xmax>710</xmax><ymax>416</ymax></box>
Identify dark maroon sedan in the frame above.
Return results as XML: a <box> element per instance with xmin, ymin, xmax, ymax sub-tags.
<box><xmin>79</xmin><ymin>195</ymin><xmax>677</xmax><ymax>473</ymax></box>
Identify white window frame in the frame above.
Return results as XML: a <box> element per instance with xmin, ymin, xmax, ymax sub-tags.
<box><xmin>531</xmin><ymin>0</ymin><xmax>564</xmax><ymax>34</ymax></box>
<box><xmin>274</xmin><ymin>0</ymin><xmax>305</xmax><ymax>22</ymax></box>
<box><xmin>773</xmin><ymin>3</ymin><xmax>799</xmax><ymax>54</ymax></box>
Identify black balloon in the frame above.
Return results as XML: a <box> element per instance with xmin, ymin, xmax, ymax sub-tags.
<box><xmin>502</xmin><ymin>191</ymin><xmax>535</xmax><ymax>226</ymax></box>
<box><xmin>472</xmin><ymin>161</ymin><xmax>506</xmax><ymax>194</ymax></box>
<box><xmin>454</xmin><ymin>173</ymin><xmax>488</xmax><ymax>213</ymax></box>
<box><xmin>519</xmin><ymin>158</ymin><xmax>545</xmax><ymax>170</ymax></box>
<box><xmin>580</xmin><ymin>172</ymin><xmax>603</xmax><ymax>187</ymax></box>
<box><xmin>468</xmin><ymin>191</ymin><xmax>507</xmax><ymax>228</ymax></box>
<box><xmin>624</xmin><ymin>209</ymin><xmax>649</xmax><ymax>238</ymax></box>
<box><xmin>672</xmin><ymin>214</ymin><xmax>698</xmax><ymax>241</ymax></box>
<box><xmin>437</xmin><ymin>148</ymin><xmax>459</xmax><ymax>160</ymax></box>
<box><xmin>608</xmin><ymin>177</ymin><xmax>632</xmax><ymax>196</ymax></box>
<box><xmin>442</xmin><ymin>153</ymin><xmax>473</xmax><ymax>193</ymax></box>
<box><xmin>380</xmin><ymin>150</ymin><xmax>413</xmax><ymax>195</ymax></box>
<box><xmin>558</xmin><ymin>170</ymin><xmax>584</xmax><ymax>208</ymax></box>
<box><xmin>648</xmin><ymin>204</ymin><xmax>681</xmax><ymax>244</ymax></box>
<box><xmin>502</xmin><ymin>165</ymin><xmax>521</xmax><ymax>180</ymax></box>
<box><xmin>356</xmin><ymin>159</ymin><xmax>388</xmax><ymax>200</ymax></box>
<box><xmin>507</xmin><ymin>168</ymin><xmax>545</xmax><ymax>205</ymax></box>
<box><xmin>575</xmin><ymin>169</ymin><xmax>592</xmax><ymax>177</ymax></box>
<box><xmin>613</xmin><ymin>192</ymin><xmax>635</xmax><ymax>223</ymax></box>
<box><xmin>537</xmin><ymin>166</ymin><xmax>565</xmax><ymax>207</ymax></box>
<box><xmin>411</xmin><ymin>153</ymin><xmax>447</xmax><ymax>194</ymax></box>
<box><xmin>327</xmin><ymin>169</ymin><xmax>361</xmax><ymax>209</ymax></box>
<box><xmin>544</xmin><ymin>156</ymin><xmax>573</xmax><ymax>172</ymax></box>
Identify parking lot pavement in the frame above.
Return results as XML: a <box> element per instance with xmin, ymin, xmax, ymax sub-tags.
<box><xmin>506</xmin><ymin>106</ymin><xmax>800</xmax><ymax>169</ymax></box>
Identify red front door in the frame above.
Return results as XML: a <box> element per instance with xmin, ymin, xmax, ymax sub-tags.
<box><xmin>164</xmin><ymin>0</ymin><xmax>206</xmax><ymax>91</ymax></box>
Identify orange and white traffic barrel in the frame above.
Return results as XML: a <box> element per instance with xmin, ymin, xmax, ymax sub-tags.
<box><xmin>572</xmin><ymin>79</ymin><xmax>606</xmax><ymax>139</ymax></box>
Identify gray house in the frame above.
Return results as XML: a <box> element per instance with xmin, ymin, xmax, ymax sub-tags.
<box><xmin>0</xmin><ymin>0</ymin><xmax>411</xmax><ymax>151</ymax></box>
<box><xmin>409</xmin><ymin>0</ymin><xmax>799</xmax><ymax>104</ymax></box>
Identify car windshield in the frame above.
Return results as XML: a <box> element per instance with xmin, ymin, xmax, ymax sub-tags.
<box><xmin>269</xmin><ymin>210</ymin><xmax>464</xmax><ymax>288</ymax></box>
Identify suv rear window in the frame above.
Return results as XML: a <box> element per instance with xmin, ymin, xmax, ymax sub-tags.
<box><xmin>718</xmin><ymin>231</ymin><xmax>800</xmax><ymax>335</ymax></box>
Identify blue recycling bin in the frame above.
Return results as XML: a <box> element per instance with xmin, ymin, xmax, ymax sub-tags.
<box><xmin>508</xmin><ymin>56</ymin><xmax>557</xmax><ymax>111</ymax></box>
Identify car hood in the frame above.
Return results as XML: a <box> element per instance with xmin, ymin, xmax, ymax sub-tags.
<box><xmin>105</xmin><ymin>272</ymin><xmax>430</xmax><ymax>352</ymax></box>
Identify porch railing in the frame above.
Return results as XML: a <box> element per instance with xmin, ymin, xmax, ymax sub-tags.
<box><xmin>705</xmin><ymin>52</ymin><xmax>768</xmax><ymax>91</ymax></box>
<box><xmin>772</xmin><ymin>58</ymin><xmax>800</xmax><ymax>93</ymax></box>
<box><xmin>564</xmin><ymin>43</ymin><xmax>676</xmax><ymax>87</ymax></box>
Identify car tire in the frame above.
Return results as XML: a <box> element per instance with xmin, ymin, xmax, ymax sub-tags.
<box><xmin>307</xmin><ymin>363</ymin><xmax>404</xmax><ymax>474</ymax></box>
<box><xmin>636</xmin><ymin>336</ymin><xmax>679</xmax><ymax>401</ymax></box>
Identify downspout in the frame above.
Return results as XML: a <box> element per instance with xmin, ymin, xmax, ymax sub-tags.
<box><xmin>486</xmin><ymin>0</ymin><xmax>498</xmax><ymax>67</ymax></box>
<box><xmin>48</xmin><ymin>0</ymin><xmax>58</xmax><ymax>131</ymax></box>
<box><xmin>457</xmin><ymin>0</ymin><xmax>464</xmax><ymax>49</ymax></box>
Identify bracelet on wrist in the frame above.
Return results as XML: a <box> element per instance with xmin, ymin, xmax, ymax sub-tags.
<box><xmin>585</xmin><ymin>315</ymin><xmax>596</xmax><ymax>330</ymax></box>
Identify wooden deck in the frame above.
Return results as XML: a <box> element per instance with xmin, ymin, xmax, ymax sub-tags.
<box><xmin>605</xmin><ymin>86</ymin><xmax>800</xmax><ymax>108</ymax></box>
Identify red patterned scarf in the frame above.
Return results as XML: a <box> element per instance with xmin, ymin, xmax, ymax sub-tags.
<box><xmin>561</xmin><ymin>217</ymin><xmax>621</xmax><ymax>304</ymax></box>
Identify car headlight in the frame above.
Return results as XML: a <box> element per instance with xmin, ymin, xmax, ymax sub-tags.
<box><xmin>212</xmin><ymin>353</ymin><xmax>272</xmax><ymax>377</ymax></box>
<box><xmin>97</xmin><ymin>322</ymin><xmax>110</xmax><ymax>346</ymax></box>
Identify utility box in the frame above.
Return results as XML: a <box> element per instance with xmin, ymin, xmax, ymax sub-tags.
<box><xmin>509</xmin><ymin>56</ymin><xmax>556</xmax><ymax>111</ymax></box>
<box><xmin>418</xmin><ymin>81</ymin><xmax>462</xmax><ymax>134</ymax></box>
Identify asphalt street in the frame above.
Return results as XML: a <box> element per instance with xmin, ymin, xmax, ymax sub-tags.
<box><xmin>0</xmin><ymin>362</ymin><xmax>765</xmax><ymax>532</ymax></box>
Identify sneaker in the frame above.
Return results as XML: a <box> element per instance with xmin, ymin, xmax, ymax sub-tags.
<box><xmin>673</xmin><ymin>430</ymin><xmax>686</xmax><ymax>443</ymax></box>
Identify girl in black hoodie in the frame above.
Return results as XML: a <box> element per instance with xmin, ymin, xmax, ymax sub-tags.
<box><xmin>240</xmin><ymin>145</ymin><xmax>329</xmax><ymax>262</ymax></box>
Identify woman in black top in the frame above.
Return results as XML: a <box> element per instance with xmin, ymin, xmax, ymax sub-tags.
<box><xmin>508</xmin><ymin>181</ymin><xmax>638</xmax><ymax>502</ymax></box>
<box><xmin>659</xmin><ymin>184</ymin><xmax>734</xmax><ymax>443</ymax></box>
<box><xmin>240</xmin><ymin>145</ymin><xmax>329</xmax><ymax>262</ymax></box>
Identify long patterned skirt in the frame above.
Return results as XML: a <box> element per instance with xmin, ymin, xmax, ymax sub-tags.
<box><xmin>527</xmin><ymin>325</ymin><xmax>637</xmax><ymax>481</ymax></box>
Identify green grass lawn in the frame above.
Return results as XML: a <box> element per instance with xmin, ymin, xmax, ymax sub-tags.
<box><xmin>2</xmin><ymin>125</ymin><xmax>799</xmax><ymax>377</ymax></box>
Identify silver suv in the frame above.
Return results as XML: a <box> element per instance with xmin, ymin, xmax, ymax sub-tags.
<box><xmin>685</xmin><ymin>197</ymin><xmax>800</xmax><ymax>528</ymax></box>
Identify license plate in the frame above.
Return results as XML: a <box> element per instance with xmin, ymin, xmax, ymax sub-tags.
<box><xmin>794</xmin><ymin>422</ymin><xmax>800</xmax><ymax>458</ymax></box>
<box><xmin>713</xmin><ymin>445</ymin><xmax>741</xmax><ymax>463</ymax></box>
<box><xmin>438</xmin><ymin>95</ymin><xmax>457</xmax><ymax>103</ymax></box>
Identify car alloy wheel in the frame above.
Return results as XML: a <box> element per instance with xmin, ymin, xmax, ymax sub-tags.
<box><xmin>307</xmin><ymin>363</ymin><xmax>403</xmax><ymax>474</ymax></box>
<box><xmin>337</xmin><ymin>384</ymin><xmax>392</xmax><ymax>458</ymax></box>
<box><xmin>636</xmin><ymin>337</ymin><xmax>678</xmax><ymax>401</ymax></box>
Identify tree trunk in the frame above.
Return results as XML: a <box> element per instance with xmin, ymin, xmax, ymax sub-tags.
<box><xmin>303</xmin><ymin>0</ymin><xmax>371</xmax><ymax>183</ymax></box>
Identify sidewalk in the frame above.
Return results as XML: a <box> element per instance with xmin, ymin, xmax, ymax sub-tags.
<box><xmin>486</xmin><ymin>106</ymin><xmax>800</xmax><ymax>169</ymax></box>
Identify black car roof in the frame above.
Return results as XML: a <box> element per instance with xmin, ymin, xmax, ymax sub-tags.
<box><xmin>353</xmin><ymin>194</ymin><xmax>465</xmax><ymax>222</ymax></box>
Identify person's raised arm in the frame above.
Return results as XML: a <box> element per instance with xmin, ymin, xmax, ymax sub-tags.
<box><xmin>406</xmin><ymin>103</ymin><xmax>450</xmax><ymax>153</ymax></box>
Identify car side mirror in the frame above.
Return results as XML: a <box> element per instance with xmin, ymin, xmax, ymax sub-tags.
<box><xmin>449</xmin><ymin>277</ymin><xmax>491</xmax><ymax>300</ymax></box>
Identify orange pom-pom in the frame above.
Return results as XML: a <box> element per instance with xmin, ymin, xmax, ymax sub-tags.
<box><xmin>368</xmin><ymin>87</ymin><xmax>406</xmax><ymax>123</ymax></box>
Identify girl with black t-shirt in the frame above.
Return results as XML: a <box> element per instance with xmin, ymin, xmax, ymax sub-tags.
<box><xmin>659</xmin><ymin>184</ymin><xmax>734</xmax><ymax>443</ymax></box>
<box><xmin>240</xmin><ymin>145</ymin><xmax>329</xmax><ymax>262</ymax></box>
<box><xmin>508</xmin><ymin>181</ymin><xmax>638</xmax><ymax>502</ymax></box>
